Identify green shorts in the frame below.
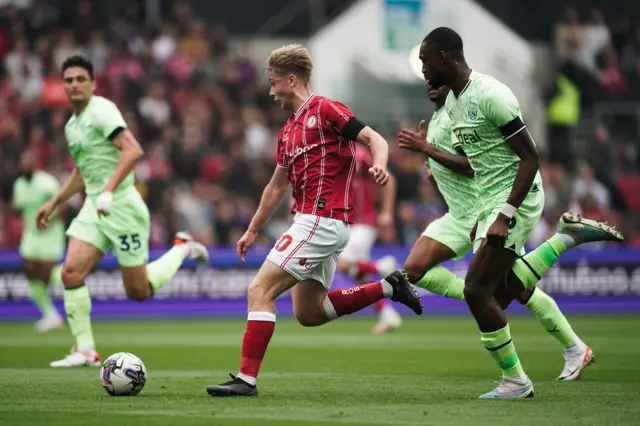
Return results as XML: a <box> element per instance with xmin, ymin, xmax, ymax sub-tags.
<box><xmin>19</xmin><ymin>228</ymin><xmax>65</xmax><ymax>262</ymax></box>
<box><xmin>422</xmin><ymin>213</ymin><xmax>476</xmax><ymax>260</ymax></box>
<box><xmin>473</xmin><ymin>186</ymin><xmax>545</xmax><ymax>255</ymax></box>
<box><xmin>66</xmin><ymin>187</ymin><xmax>150</xmax><ymax>267</ymax></box>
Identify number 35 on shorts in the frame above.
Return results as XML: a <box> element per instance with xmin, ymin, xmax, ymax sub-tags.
<box><xmin>118</xmin><ymin>233</ymin><xmax>142</xmax><ymax>252</ymax></box>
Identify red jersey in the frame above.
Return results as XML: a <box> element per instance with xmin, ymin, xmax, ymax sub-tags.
<box><xmin>351</xmin><ymin>148</ymin><xmax>378</xmax><ymax>226</ymax></box>
<box><xmin>277</xmin><ymin>94</ymin><xmax>357</xmax><ymax>223</ymax></box>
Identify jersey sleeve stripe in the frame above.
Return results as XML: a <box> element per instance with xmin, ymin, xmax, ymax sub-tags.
<box><xmin>330</xmin><ymin>103</ymin><xmax>350</xmax><ymax>120</ymax></box>
<box><xmin>276</xmin><ymin>163</ymin><xmax>289</xmax><ymax>168</ymax></box>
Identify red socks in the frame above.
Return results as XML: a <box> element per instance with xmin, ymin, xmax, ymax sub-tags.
<box><xmin>325</xmin><ymin>282</ymin><xmax>384</xmax><ymax>318</ymax></box>
<box><xmin>239</xmin><ymin>311</ymin><xmax>276</xmax><ymax>383</ymax></box>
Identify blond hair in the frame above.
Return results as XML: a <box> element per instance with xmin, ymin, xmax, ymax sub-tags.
<box><xmin>266</xmin><ymin>44</ymin><xmax>313</xmax><ymax>82</ymax></box>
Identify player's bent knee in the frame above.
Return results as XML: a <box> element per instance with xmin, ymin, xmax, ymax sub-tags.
<box><xmin>61</xmin><ymin>266</ymin><xmax>87</xmax><ymax>289</ymax></box>
<box><xmin>294</xmin><ymin>310</ymin><xmax>325</xmax><ymax>327</ymax></box>
<box><xmin>463</xmin><ymin>282</ymin><xmax>490</xmax><ymax>304</ymax></box>
<box><xmin>247</xmin><ymin>282</ymin><xmax>268</xmax><ymax>304</ymax></box>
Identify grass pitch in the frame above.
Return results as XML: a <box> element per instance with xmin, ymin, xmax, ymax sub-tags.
<box><xmin>1</xmin><ymin>316</ymin><xmax>639</xmax><ymax>426</ymax></box>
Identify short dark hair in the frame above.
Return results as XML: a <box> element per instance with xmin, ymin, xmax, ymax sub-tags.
<box><xmin>61</xmin><ymin>55</ymin><xmax>94</xmax><ymax>80</ymax></box>
<box><xmin>423</xmin><ymin>27</ymin><xmax>463</xmax><ymax>54</ymax></box>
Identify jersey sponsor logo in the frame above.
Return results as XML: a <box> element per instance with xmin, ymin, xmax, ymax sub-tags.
<box><xmin>306</xmin><ymin>115</ymin><xmax>317</xmax><ymax>128</ymax></box>
<box><xmin>454</xmin><ymin>129</ymin><xmax>482</xmax><ymax>145</ymax></box>
<box><xmin>288</xmin><ymin>143</ymin><xmax>318</xmax><ymax>160</ymax></box>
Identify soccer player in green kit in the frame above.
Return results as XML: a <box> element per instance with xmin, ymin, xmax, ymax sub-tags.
<box><xmin>398</xmin><ymin>78</ymin><xmax>622</xmax><ymax>388</ymax></box>
<box><xmin>413</xmin><ymin>28</ymin><xmax>623</xmax><ymax>398</ymax></box>
<box><xmin>12</xmin><ymin>150</ymin><xmax>65</xmax><ymax>332</ymax></box>
<box><xmin>35</xmin><ymin>55</ymin><xmax>209</xmax><ymax>367</ymax></box>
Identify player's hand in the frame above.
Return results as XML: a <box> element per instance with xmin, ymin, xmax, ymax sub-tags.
<box><xmin>237</xmin><ymin>230</ymin><xmax>257</xmax><ymax>264</ymax></box>
<box><xmin>398</xmin><ymin>128</ymin><xmax>429</xmax><ymax>153</ymax></box>
<box><xmin>96</xmin><ymin>191</ymin><xmax>113</xmax><ymax>217</ymax></box>
<box><xmin>35</xmin><ymin>199</ymin><xmax>56</xmax><ymax>230</ymax></box>
<box><xmin>377</xmin><ymin>211</ymin><xmax>394</xmax><ymax>228</ymax></box>
<box><xmin>369</xmin><ymin>165</ymin><xmax>390</xmax><ymax>185</ymax></box>
<box><xmin>486</xmin><ymin>214</ymin><xmax>510</xmax><ymax>247</ymax></box>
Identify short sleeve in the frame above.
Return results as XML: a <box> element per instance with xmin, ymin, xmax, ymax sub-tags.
<box><xmin>321</xmin><ymin>100</ymin><xmax>355</xmax><ymax>133</ymax></box>
<box><xmin>91</xmin><ymin>99</ymin><xmax>127</xmax><ymax>139</ymax></box>
<box><xmin>479</xmin><ymin>84</ymin><xmax>522</xmax><ymax>128</ymax></box>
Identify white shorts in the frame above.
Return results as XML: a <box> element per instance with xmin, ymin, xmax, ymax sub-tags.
<box><xmin>340</xmin><ymin>224</ymin><xmax>377</xmax><ymax>263</ymax></box>
<box><xmin>267</xmin><ymin>213</ymin><xmax>351</xmax><ymax>289</ymax></box>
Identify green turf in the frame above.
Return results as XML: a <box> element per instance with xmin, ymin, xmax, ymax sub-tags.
<box><xmin>1</xmin><ymin>316</ymin><xmax>639</xmax><ymax>426</ymax></box>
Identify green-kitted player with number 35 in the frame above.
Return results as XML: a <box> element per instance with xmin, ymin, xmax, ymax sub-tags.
<box><xmin>35</xmin><ymin>55</ymin><xmax>209</xmax><ymax>368</ymax></box>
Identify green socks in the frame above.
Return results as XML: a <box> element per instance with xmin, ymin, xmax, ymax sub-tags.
<box><xmin>27</xmin><ymin>265</ymin><xmax>64</xmax><ymax>318</ymax></box>
<box><xmin>481</xmin><ymin>325</ymin><xmax>526</xmax><ymax>380</ymax></box>
<box><xmin>146</xmin><ymin>245</ymin><xmax>188</xmax><ymax>292</ymax></box>
<box><xmin>411</xmin><ymin>266</ymin><xmax>465</xmax><ymax>301</ymax></box>
<box><xmin>28</xmin><ymin>279</ymin><xmax>56</xmax><ymax>317</ymax></box>
<box><xmin>64</xmin><ymin>286</ymin><xmax>95</xmax><ymax>351</ymax></box>
<box><xmin>525</xmin><ymin>288</ymin><xmax>579</xmax><ymax>349</ymax></box>
<box><xmin>512</xmin><ymin>235</ymin><xmax>567</xmax><ymax>289</ymax></box>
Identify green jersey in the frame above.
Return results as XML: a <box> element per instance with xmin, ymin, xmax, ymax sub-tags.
<box><xmin>445</xmin><ymin>70</ymin><xmax>542</xmax><ymax>202</ymax></box>
<box><xmin>426</xmin><ymin>108</ymin><xmax>477</xmax><ymax>218</ymax></box>
<box><xmin>13</xmin><ymin>171</ymin><xmax>64</xmax><ymax>238</ymax></box>
<box><xmin>65</xmin><ymin>95</ymin><xmax>133</xmax><ymax>196</ymax></box>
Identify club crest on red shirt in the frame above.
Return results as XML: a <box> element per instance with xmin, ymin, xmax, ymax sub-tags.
<box><xmin>306</xmin><ymin>115</ymin><xmax>317</xmax><ymax>128</ymax></box>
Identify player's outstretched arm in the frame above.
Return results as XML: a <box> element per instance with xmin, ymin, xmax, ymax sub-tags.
<box><xmin>355</xmin><ymin>126</ymin><xmax>390</xmax><ymax>185</ymax></box>
<box><xmin>237</xmin><ymin>166</ymin><xmax>290</xmax><ymax>262</ymax></box>
<box><xmin>247</xmin><ymin>165</ymin><xmax>290</xmax><ymax>234</ymax></box>
<box><xmin>102</xmin><ymin>129</ymin><xmax>144</xmax><ymax>193</ymax></box>
<box><xmin>52</xmin><ymin>168</ymin><xmax>85</xmax><ymax>206</ymax></box>
<box><xmin>36</xmin><ymin>168</ymin><xmax>84</xmax><ymax>230</ymax></box>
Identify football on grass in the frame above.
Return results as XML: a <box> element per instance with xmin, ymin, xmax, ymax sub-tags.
<box><xmin>100</xmin><ymin>352</ymin><xmax>147</xmax><ymax>396</ymax></box>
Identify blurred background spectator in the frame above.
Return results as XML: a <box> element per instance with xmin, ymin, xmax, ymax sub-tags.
<box><xmin>0</xmin><ymin>0</ymin><xmax>638</xmax><ymax>249</ymax></box>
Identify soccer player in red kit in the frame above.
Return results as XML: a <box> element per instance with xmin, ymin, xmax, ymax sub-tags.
<box><xmin>337</xmin><ymin>147</ymin><xmax>403</xmax><ymax>334</ymax></box>
<box><xmin>206</xmin><ymin>45</ymin><xmax>422</xmax><ymax>397</ymax></box>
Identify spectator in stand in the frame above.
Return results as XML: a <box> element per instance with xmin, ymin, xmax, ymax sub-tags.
<box><xmin>179</xmin><ymin>19</ymin><xmax>210</xmax><ymax>62</ymax></box>
<box><xmin>4</xmin><ymin>37</ymin><xmax>42</xmax><ymax>101</ymax></box>
<box><xmin>138</xmin><ymin>79</ymin><xmax>171</xmax><ymax>129</ymax></box>
<box><xmin>581</xmin><ymin>9</ymin><xmax>611</xmax><ymax>74</ymax></box>
<box><xmin>598</xmin><ymin>44</ymin><xmax>629</xmax><ymax>98</ymax></box>
<box><xmin>0</xmin><ymin>1</ymin><xmax>638</xmax><ymax>248</ymax></box>
<box><xmin>573</xmin><ymin>162</ymin><xmax>611</xmax><ymax>211</ymax></box>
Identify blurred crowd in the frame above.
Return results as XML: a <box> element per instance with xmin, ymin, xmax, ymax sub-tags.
<box><xmin>0</xmin><ymin>1</ymin><xmax>638</xmax><ymax>249</ymax></box>
<box><xmin>545</xmin><ymin>6</ymin><xmax>640</xmax><ymax>246</ymax></box>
